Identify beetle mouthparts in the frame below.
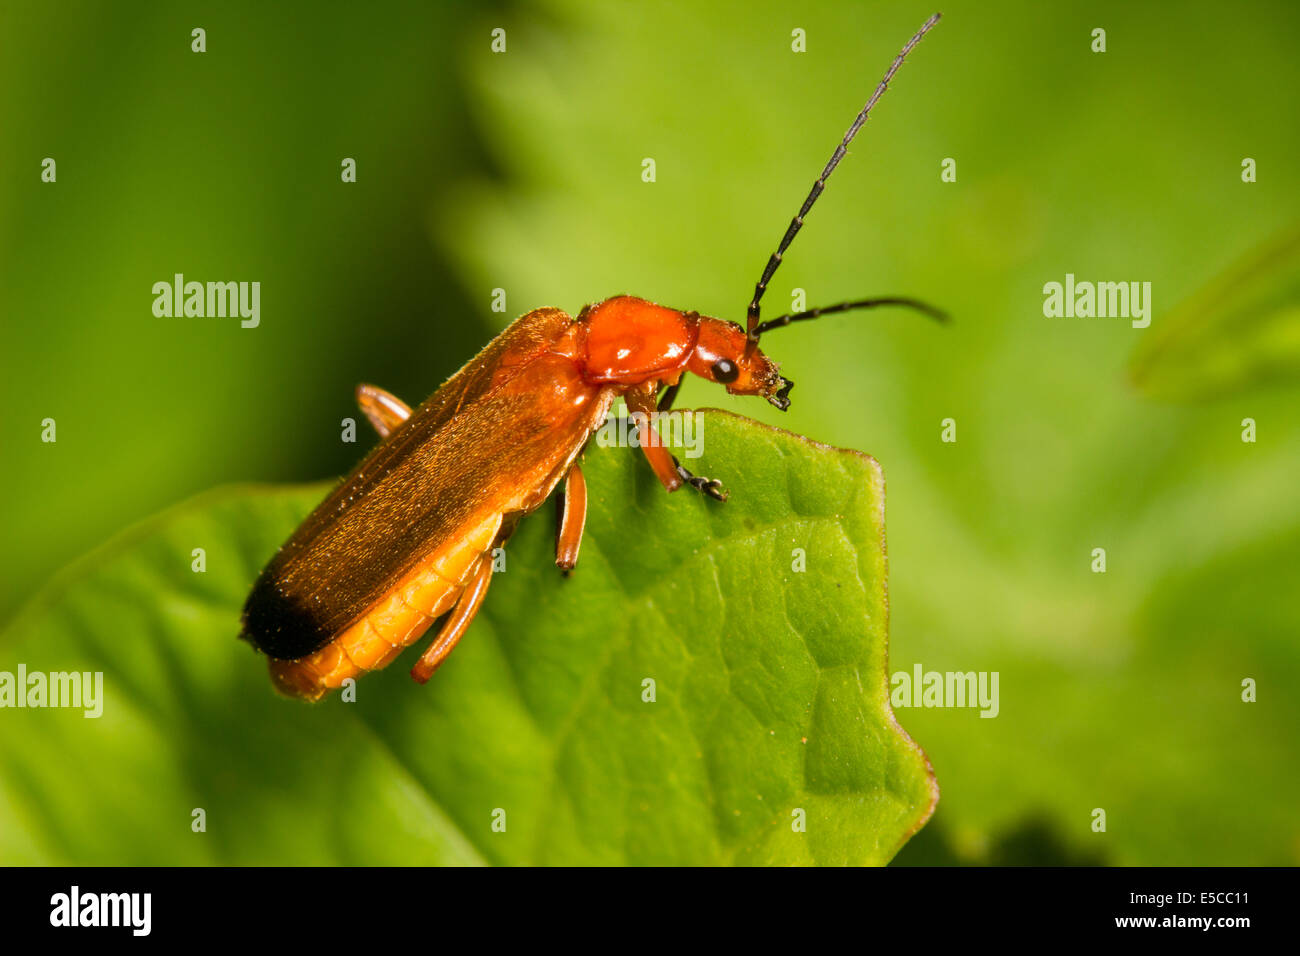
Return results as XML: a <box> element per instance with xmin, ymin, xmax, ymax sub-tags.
<box><xmin>769</xmin><ymin>377</ymin><xmax>794</xmax><ymax>411</ymax></box>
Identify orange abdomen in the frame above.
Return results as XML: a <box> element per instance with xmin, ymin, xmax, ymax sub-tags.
<box><xmin>269</xmin><ymin>512</ymin><xmax>503</xmax><ymax>701</ymax></box>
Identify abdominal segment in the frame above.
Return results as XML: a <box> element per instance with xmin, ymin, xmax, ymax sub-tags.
<box><xmin>269</xmin><ymin>512</ymin><xmax>503</xmax><ymax>701</ymax></box>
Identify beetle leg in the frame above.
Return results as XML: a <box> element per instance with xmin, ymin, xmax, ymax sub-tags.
<box><xmin>555</xmin><ymin>464</ymin><xmax>588</xmax><ymax>573</ymax></box>
<box><xmin>410</xmin><ymin>555</ymin><xmax>493</xmax><ymax>683</ymax></box>
<box><xmin>355</xmin><ymin>383</ymin><xmax>412</xmax><ymax>438</ymax></box>
<box><xmin>626</xmin><ymin>388</ymin><xmax>728</xmax><ymax>501</ymax></box>
<box><xmin>672</xmin><ymin>456</ymin><xmax>728</xmax><ymax>501</ymax></box>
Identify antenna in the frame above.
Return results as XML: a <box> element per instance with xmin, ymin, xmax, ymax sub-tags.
<box><xmin>745</xmin><ymin>12</ymin><xmax>942</xmax><ymax>341</ymax></box>
<box><xmin>752</xmin><ymin>295</ymin><xmax>947</xmax><ymax>337</ymax></box>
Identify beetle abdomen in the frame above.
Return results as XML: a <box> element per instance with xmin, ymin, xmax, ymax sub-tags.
<box><xmin>268</xmin><ymin>512</ymin><xmax>503</xmax><ymax>700</ymax></box>
<box><xmin>240</xmin><ymin>308</ymin><xmax>580</xmax><ymax>662</ymax></box>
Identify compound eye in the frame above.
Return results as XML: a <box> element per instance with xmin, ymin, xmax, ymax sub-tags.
<box><xmin>711</xmin><ymin>358</ymin><xmax>739</xmax><ymax>384</ymax></box>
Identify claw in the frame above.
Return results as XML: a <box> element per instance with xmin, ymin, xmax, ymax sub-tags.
<box><xmin>674</xmin><ymin>458</ymin><xmax>728</xmax><ymax>502</ymax></box>
<box><xmin>694</xmin><ymin>477</ymin><xmax>728</xmax><ymax>502</ymax></box>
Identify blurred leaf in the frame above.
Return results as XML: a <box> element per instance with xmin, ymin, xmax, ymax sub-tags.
<box><xmin>894</xmin><ymin>812</ymin><xmax>1107</xmax><ymax>867</ymax></box>
<box><xmin>0</xmin><ymin>1</ymin><xmax>498</xmax><ymax>618</ymax></box>
<box><xmin>1130</xmin><ymin>224</ymin><xmax>1300</xmax><ymax>400</ymax></box>
<box><xmin>0</xmin><ymin>411</ymin><xmax>935</xmax><ymax>865</ymax></box>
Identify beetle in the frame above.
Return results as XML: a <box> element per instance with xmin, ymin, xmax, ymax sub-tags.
<box><xmin>241</xmin><ymin>14</ymin><xmax>945</xmax><ymax>701</ymax></box>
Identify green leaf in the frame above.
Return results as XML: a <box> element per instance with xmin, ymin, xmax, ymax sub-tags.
<box><xmin>1129</xmin><ymin>224</ymin><xmax>1300</xmax><ymax>400</ymax></box>
<box><xmin>0</xmin><ymin>411</ymin><xmax>935</xmax><ymax>866</ymax></box>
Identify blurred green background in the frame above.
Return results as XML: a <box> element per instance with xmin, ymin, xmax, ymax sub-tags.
<box><xmin>2</xmin><ymin>0</ymin><xmax>1298</xmax><ymax>865</ymax></box>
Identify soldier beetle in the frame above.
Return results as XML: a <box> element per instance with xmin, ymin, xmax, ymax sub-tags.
<box><xmin>241</xmin><ymin>14</ymin><xmax>945</xmax><ymax>701</ymax></box>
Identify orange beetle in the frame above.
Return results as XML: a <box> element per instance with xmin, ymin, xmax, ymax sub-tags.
<box><xmin>241</xmin><ymin>14</ymin><xmax>944</xmax><ymax>700</ymax></box>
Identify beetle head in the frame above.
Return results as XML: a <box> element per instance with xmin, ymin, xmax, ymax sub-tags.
<box><xmin>580</xmin><ymin>295</ymin><xmax>793</xmax><ymax>409</ymax></box>
<box><xmin>686</xmin><ymin>316</ymin><xmax>794</xmax><ymax>410</ymax></box>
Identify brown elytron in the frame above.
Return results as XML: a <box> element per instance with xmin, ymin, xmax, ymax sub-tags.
<box><xmin>241</xmin><ymin>15</ymin><xmax>945</xmax><ymax>700</ymax></box>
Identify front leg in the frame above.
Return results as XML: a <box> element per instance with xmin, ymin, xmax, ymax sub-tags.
<box><xmin>624</xmin><ymin>384</ymin><xmax>727</xmax><ymax>502</ymax></box>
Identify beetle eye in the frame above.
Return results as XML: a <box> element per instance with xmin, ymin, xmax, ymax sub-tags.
<box><xmin>711</xmin><ymin>358</ymin><xmax>739</xmax><ymax>383</ymax></box>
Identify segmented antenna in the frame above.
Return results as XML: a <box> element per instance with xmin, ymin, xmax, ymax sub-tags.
<box><xmin>752</xmin><ymin>295</ymin><xmax>947</xmax><ymax>337</ymax></box>
<box><xmin>745</xmin><ymin>12</ymin><xmax>942</xmax><ymax>340</ymax></box>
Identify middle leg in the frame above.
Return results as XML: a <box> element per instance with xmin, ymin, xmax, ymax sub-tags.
<box><xmin>555</xmin><ymin>464</ymin><xmax>588</xmax><ymax>573</ymax></box>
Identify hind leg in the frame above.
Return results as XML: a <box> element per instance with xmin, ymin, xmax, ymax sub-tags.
<box><xmin>410</xmin><ymin>556</ymin><xmax>494</xmax><ymax>684</ymax></box>
<box><xmin>356</xmin><ymin>383</ymin><xmax>412</xmax><ymax>438</ymax></box>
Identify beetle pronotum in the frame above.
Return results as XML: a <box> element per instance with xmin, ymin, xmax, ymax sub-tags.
<box><xmin>241</xmin><ymin>13</ymin><xmax>945</xmax><ymax>701</ymax></box>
